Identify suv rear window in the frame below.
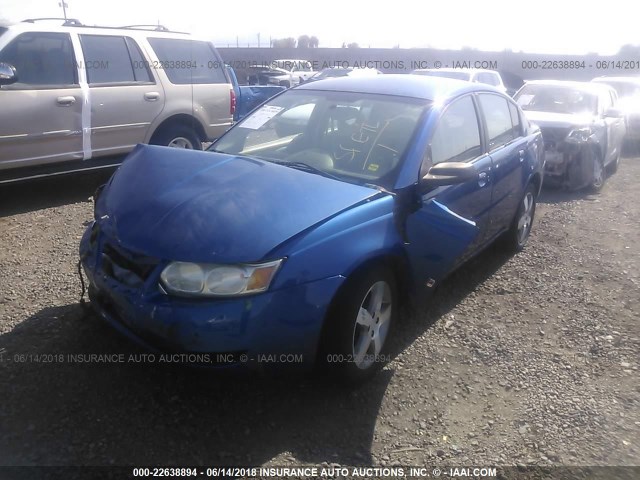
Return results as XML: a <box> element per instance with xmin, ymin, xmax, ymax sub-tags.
<box><xmin>147</xmin><ymin>38</ymin><xmax>226</xmax><ymax>85</ymax></box>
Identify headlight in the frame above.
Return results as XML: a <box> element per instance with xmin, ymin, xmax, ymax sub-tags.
<box><xmin>566</xmin><ymin>127</ymin><xmax>592</xmax><ymax>142</ymax></box>
<box><xmin>160</xmin><ymin>259</ymin><xmax>283</xmax><ymax>297</ymax></box>
<box><xmin>93</xmin><ymin>184</ymin><xmax>106</xmax><ymax>220</ymax></box>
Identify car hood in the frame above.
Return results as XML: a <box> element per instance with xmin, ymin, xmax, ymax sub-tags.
<box><xmin>99</xmin><ymin>145</ymin><xmax>379</xmax><ymax>263</ymax></box>
<box><xmin>524</xmin><ymin>111</ymin><xmax>596</xmax><ymax>129</ymax></box>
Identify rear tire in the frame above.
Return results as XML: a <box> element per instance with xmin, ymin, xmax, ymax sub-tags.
<box><xmin>150</xmin><ymin>125</ymin><xmax>202</xmax><ymax>150</ymax></box>
<box><xmin>318</xmin><ymin>265</ymin><xmax>396</xmax><ymax>384</ymax></box>
<box><xmin>502</xmin><ymin>183</ymin><xmax>537</xmax><ymax>252</ymax></box>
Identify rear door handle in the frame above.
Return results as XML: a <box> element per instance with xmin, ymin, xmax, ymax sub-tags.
<box><xmin>144</xmin><ymin>92</ymin><xmax>160</xmax><ymax>101</ymax></box>
<box><xmin>56</xmin><ymin>96</ymin><xmax>76</xmax><ymax>106</ymax></box>
<box><xmin>478</xmin><ymin>171</ymin><xmax>489</xmax><ymax>188</ymax></box>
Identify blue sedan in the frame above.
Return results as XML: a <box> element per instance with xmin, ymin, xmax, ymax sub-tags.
<box><xmin>80</xmin><ymin>75</ymin><xmax>544</xmax><ymax>382</ymax></box>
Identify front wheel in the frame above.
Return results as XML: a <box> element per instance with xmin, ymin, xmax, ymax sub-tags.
<box><xmin>319</xmin><ymin>265</ymin><xmax>396</xmax><ymax>384</ymax></box>
<box><xmin>589</xmin><ymin>151</ymin><xmax>606</xmax><ymax>192</ymax></box>
<box><xmin>502</xmin><ymin>183</ymin><xmax>537</xmax><ymax>252</ymax></box>
<box><xmin>608</xmin><ymin>150</ymin><xmax>621</xmax><ymax>174</ymax></box>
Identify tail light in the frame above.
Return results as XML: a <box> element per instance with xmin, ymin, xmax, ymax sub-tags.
<box><xmin>230</xmin><ymin>89</ymin><xmax>236</xmax><ymax>116</ymax></box>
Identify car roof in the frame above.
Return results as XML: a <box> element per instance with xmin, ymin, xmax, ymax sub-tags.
<box><xmin>523</xmin><ymin>79</ymin><xmax>613</xmax><ymax>94</ymax></box>
<box><xmin>592</xmin><ymin>76</ymin><xmax>640</xmax><ymax>85</ymax></box>
<box><xmin>5</xmin><ymin>19</ymin><xmax>194</xmax><ymax>39</ymax></box>
<box><xmin>272</xmin><ymin>59</ymin><xmax>311</xmax><ymax>64</ymax></box>
<box><xmin>295</xmin><ymin>73</ymin><xmax>502</xmax><ymax>100</ymax></box>
<box><xmin>414</xmin><ymin>68</ymin><xmax>497</xmax><ymax>74</ymax></box>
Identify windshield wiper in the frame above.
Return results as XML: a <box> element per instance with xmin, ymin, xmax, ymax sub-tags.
<box><xmin>273</xmin><ymin>161</ymin><xmax>342</xmax><ymax>181</ymax></box>
<box><xmin>364</xmin><ymin>183</ymin><xmax>394</xmax><ymax>195</ymax></box>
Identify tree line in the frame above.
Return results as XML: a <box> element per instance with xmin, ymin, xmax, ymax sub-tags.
<box><xmin>270</xmin><ymin>35</ymin><xmax>362</xmax><ymax>49</ymax></box>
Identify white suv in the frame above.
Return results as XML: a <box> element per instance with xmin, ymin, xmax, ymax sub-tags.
<box><xmin>0</xmin><ymin>18</ymin><xmax>234</xmax><ymax>180</ymax></box>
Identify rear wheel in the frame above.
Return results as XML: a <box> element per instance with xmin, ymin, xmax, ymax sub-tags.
<box><xmin>502</xmin><ymin>183</ymin><xmax>537</xmax><ymax>252</ymax></box>
<box><xmin>319</xmin><ymin>265</ymin><xmax>396</xmax><ymax>384</ymax></box>
<box><xmin>150</xmin><ymin>125</ymin><xmax>202</xmax><ymax>150</ymax></box>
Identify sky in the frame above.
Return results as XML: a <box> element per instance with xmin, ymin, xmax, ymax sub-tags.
<box><xmin>0</xmin><ymin>0</ymin><xmax>636</xmax><ymax>55</ymax></box>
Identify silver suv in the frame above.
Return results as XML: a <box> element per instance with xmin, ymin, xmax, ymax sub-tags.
<box><xmin>0</xmin><ymin>19</ymin><xmax>234</xmax><ymax>180</ymax></box>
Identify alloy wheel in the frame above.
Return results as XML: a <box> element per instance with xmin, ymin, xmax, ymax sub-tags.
<box><xmin>351</xmin><ymin>280</ymin><xmax>392</xmax><ymax>370</ymax></box>
<box><xmin>517</xmin><ymin>191</ymin><xmax>535</xmax><ymax>245</ymax></box>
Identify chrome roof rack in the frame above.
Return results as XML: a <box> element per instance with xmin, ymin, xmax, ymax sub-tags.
<box><xmin>19</xmin><ymin>19</ymin><xmax>186</xmax><ymax>34</ymax></box>
<box><xmin>118</xmin><ymin>24</ymin><xmax>170</xmax><ymax>32</ymax></box>
<box><xmin>22</xmin><ymin>17</ymin><xmax>83</xmax><ymax>26</ymax></box>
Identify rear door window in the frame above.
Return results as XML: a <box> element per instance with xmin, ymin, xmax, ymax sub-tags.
<box><xmin>478</xmin><ymin>94</ymin><xmax>517</xmax><ymax>150</ymax></box>
<box><xmin>508</xmin><ymin>101</ymin><xmax>522</xmax><ymax>137</ymax></box>
<box><xmin>147</xmin><ymin>38</ymin><xmax>227</xmax><ymax>84</ymax></box>
<box><xmin>80</xmin><ymin>35</ymin><xmax>151</xmax><ymax>84</ymax></box>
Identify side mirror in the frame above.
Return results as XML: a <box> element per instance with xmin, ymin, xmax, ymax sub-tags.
<box><xmin>421</xmin><ymin>162</ymin><xmax>477</xmax><ymax>189</ymax></box>
<box><xmin>604</xmin><ymin>106</ymin><xmax>624</xmax><ymax>118</ymax></box>
<box><xmin>0</xmin><ymin>62</ymin><xmax>17</xmax><ymax>86</ymax></box>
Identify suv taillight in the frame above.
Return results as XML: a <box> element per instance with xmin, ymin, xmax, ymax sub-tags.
<box><xmin>230</xmin><ymin>89</ymin><xmax>236</xmax><ymax>115</ymax></box>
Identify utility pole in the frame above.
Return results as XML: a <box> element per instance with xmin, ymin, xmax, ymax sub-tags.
<box><xmin>58</xmin><ymin>1</ymin><xmax>69</xmax><ymax>20</ymax></box>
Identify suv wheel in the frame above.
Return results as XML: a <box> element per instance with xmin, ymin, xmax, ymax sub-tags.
<box><xmin>151</xmin><ymin>125</ymin><xmax>202</xmax><ymax>150</ymax></box>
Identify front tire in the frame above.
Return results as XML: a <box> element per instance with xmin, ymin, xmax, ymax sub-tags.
<box><xmin>502</xmin><ymin>183</ymin><xmax>537</xmax><ymax>252</ymax></box>
<box><xmin>319</xmin><ymin>265</ymin><xmax>396</xmax><ymax>384</ymax></box>
<box><xmin>589</xmin><ymin>151</ymin><xmax>606</xmax><ymax>192</ymax></box>
<box><xmin>608</xmin><ymin>150</ymin><xmax>621</xmax><ymax>174</ymax></box>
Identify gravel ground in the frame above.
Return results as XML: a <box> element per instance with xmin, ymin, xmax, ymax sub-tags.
<box><xmin>0</xmin><ymin>157</ymin><xmax>638</xmax><ymax>474</ymax></box>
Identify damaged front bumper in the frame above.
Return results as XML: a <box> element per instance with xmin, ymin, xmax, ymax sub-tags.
<box><xmin>543</xmin><ymin>139</ymin><xmax>597</xmax><ymax>191</ymax></box>
<box><xmin>79</xmin><ymin>223</ymin><xmax>344</xmax><ymax>371</ymax></box>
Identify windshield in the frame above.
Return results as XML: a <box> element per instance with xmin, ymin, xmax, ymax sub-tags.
<box><xmin>413</xmin><ymin>70</ymin><xmax>471</xmax><ymax>81</ymax></box>
<box><xmin>211</xmin><ymin>90</ymin><xmax>427</xmax><ymax>188</ymax></box>
<box><xmin>515</xmin><ymin>85</ymin><xmax>598</xmax><ymax>115</ymax></box>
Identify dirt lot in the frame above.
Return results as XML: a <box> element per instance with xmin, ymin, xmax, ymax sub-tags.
<box><xmin>0</xmin><ymin>156</ymin><xmax>638</xmax><ymax>475</ymax></box>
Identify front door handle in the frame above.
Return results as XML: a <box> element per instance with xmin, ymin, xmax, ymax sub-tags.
<box><xmin>478</xmin><ymin>171</ymin><xmax>489</xmax><ymax>188</ymax></box>
<box><xmin>144</xmin><ymin>92</ymin><xmax>160</xmax><ymax>101</ymax></box>
<box><xmin>518</xmin><ymin>149</ymin><xmax>526</xmax><ymax>163</ymax></box>
<box><xmin>56</xmin><ymin>96</ymin><xmax>76</xmax><ymax>106</ymax></box>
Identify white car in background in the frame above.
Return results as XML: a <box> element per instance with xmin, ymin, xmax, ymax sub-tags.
<box><xmin>307</xmin><ymin>67</ymin><xmax>383</xmax><ymax>82</ymax></box>
<box><xmin>592</xmin><ymin>76</ymin><xmax>640</xmax><ymax>145</ymax></box>
<box><xmin>266</xmin><ymin>59</ymin><xmax>316</xmax><ymax>87</ymax></box>
<box><xmin>412</xmin><ymin>68</ymin><xmax>507</xmax><ymax>93</ymax></box>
